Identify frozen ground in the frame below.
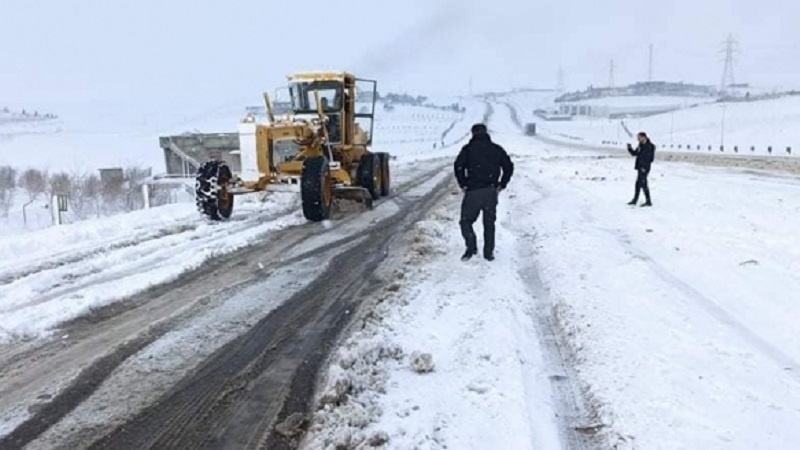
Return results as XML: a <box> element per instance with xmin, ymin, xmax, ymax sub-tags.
<box><xmin>307</xmin><ymin>105</ymin><xmax>800</xmax><ymax>449</ymax></box>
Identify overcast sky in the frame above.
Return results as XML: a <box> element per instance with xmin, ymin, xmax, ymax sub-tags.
<box><xmin>2</xmin><ymin>0</ymin><xmax>799</xmax><ymax>111</ymax></box>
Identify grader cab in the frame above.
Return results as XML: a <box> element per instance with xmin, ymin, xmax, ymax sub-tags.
<box><xmin>195</xmin><ymin>72</ymin><xmax>391</xmax><ymax>222</ymax></box>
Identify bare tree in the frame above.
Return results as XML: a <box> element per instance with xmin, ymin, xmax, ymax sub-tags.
<box><xmin>122</xmin><ymin>166</ymin><xmax>151</xmax><ymax>212</ymax></box>
<box><xmin>0</xmin><ymin>166</ymin><xmax>17</xmax><ymax>218</ymax></box>
<box><xmin>18</xmin><ymin>168</ymin><xmax>47</xmax><ymax>202</ymax></box>
<box><xmin>48</xmin><ymin>172</ymin><xmax>72</xmax><ymax>197</ymax></box>
<box><xmin>75</xmin><ymin>174</ymin><xmax>102</xmax><ymax>219</ymax></box>
<box><xmin>66</xmin><ymin>173</ymin><xmax>97</xmax><ymax>220</ymax></box>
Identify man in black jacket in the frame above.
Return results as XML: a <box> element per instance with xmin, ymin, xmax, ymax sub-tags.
<box><xmin>454</xmin><ymin>124</ymin><xmax>514</xmax><ymax>261</ymax></box>
<box><xmin>627</xmin><ymin>132</ymin><xmax>655</xmax><ymax>207</ymax></box>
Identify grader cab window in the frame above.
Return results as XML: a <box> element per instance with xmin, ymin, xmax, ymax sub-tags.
<box><xmin>289</xmin><ymin>81</ymin><xmax>342</xmax><ymax>114</ymax></box>
<box><xmin>354</xmin><ymin>78</ymin><xmax>377</xmax><ymax>145</ymax></box>
<box><xmin>290</xmin><ymin>81</ymin><xmax>344</xmax><ymax>143</ymax></box>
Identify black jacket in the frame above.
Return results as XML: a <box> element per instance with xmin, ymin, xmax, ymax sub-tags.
<box><xmin>454</xmin><ymin>134</ymin><xmax>514</xmax><ymax>191</ymax></box>
<box><xmin>629</xmin><ymin>140</ymin><xmax>655</xmax><ymax>171</ymax></box>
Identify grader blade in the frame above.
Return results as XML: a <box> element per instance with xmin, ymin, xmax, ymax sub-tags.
<box><xmin>333</xmin><ymin>187</ymin><xmax>373</xmax><ymax>209</ymax></box>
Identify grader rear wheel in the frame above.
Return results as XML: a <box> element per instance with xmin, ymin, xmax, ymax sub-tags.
<box><xmin>195</xmin><ymin>160</ymin><xmax>234</xmax><ymax>220</ymax></box>
<box><xmin>358</xmin><ymin>153</ymin><xmax>382</xmax><ymax>200</ymax></box>
<box><xmin>376</xmin><ymin>152</ymin><xmax>391</xmax><ymax>196</ymax></box>
<box><xmin>301</xmin><ymin>157</ymin><xmax>333</xmax><ymax>221</ymax></box>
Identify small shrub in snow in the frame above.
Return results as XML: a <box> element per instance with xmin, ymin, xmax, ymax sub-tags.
<box><xmin>18</xmin><ymin>168</ymin><xmax>47</xmax><ymax>202</ymax></box>
<box><xmin>0</xmin><ymin>166</ymin><xmax>17</xmax><ymax>217</ymax></box>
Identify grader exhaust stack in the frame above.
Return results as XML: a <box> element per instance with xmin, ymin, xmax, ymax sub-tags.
<box><xmin>194</xmin><ymin>72</ymin><xmax>390</xmax><ymax>222</ymax></box>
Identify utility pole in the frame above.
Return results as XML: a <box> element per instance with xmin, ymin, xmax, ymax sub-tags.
<box><xmin>720</xmin><ymin>34</ymin><xmax>739</xmax><ymax>93</ymax></box>
<box><xmin>720</xmin><ymin>101</ymin><xmax>727</xmax><ymax>147</ymax></box>
<box><xmin>609</xmin><ymin>59</ymin><xmax>615</xmax><ymax>89</ymax></box>
<box><xmin>648</xmin><ymin>44</ymin><xmax>654</xmax><ymax>82</ymax></box>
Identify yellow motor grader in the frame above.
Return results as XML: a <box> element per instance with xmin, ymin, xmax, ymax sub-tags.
<box><xmin>195</xmin><ymin>72</ymin><xmax>390</xmax><ymax>221</ymax></box>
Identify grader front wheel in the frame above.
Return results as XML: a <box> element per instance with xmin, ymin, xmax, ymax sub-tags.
<box><xmin>195</xmin><ymin>160</ymin><xmax>234</xmax><ymax>220</ymax></box>
<box><xmin>301</xmin><ymin>157</ymin><xmax>333</xmax><ymax>221</ymax></box>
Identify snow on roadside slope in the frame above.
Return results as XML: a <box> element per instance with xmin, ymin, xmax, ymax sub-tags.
<box><xmin>504</xmin><ymin>135</ymin><xmax>800</xmax><ymax>449</ymax></box>
<box><xmin>303</xmin><ymin>195</ymin><xmax>562</xmax><ymax>450</ymax></box>
<box><xmin>0</xmin><ymin>194</ymin><xmax>304</xmax><ymax>343</ymax></box>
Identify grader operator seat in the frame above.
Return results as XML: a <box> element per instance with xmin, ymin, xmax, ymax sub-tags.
<box><xmin>320</xmin><ymin>97</ymin><xmax>342</xmax><ymax>144</ymax></box>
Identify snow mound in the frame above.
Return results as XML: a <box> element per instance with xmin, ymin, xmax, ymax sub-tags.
<box><xmin>409</xmin><ymin>352</ymin><xmax>435</xmax><ymax>374</ymax></box>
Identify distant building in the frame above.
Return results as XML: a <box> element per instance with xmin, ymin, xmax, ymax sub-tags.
<box><xmin>99</xmin><ymin>168</ymin><xmax>125</xmax><ymax>183</ymax></box>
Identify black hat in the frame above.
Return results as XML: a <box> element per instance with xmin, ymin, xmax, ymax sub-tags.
<box><xmin>471</xmin><ymin>123</ymin><xmax>488</xmax><ymax>135</ymax></box>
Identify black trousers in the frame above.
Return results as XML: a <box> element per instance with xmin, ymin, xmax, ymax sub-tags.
<box><xmin>460</xmin><ymin>187</ymin><xmax>498</xmax><ymax>255</ymax></box>
<box><xmin>633</xmin><ymin>168</ymin><xmax>651</xmax><ymax>203</ymax></box>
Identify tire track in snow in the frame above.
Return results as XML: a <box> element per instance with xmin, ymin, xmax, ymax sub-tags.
<box><xmin>87</xmin><ymin>166</ymin><xmax>455</xmax><ymax>450</ymax></box>
<box><xmin>491</xmin><ymin>104</ymin><xmax>605</xmax><ymax>448</ymax></box>
<box><xmin>605</xmin><ymin>227</ymin><xmax>800</xmax><ymax>380</ymax></box>
<box><xmin>0</xmin><ymin>160</ymin><xmax>454</xmax><ymax>449</ymax></box>
<box><xmin>504</xmin><ymin>167</ymin><xmax>606</xmax><ymax>450</ymax></box>
<box><xmin>0</xmin><ymin>206</ymin><xmax>299</xmax><ymax>315</ymax></box>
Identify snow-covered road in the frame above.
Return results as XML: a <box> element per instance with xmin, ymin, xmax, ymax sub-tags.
<box><xmin>306</xmin><ymin>105</ymin><xmax>800</xmax><ymax>449</ymax></box>
<box><xmin>3</xmin><ymin>97</ymin><xmax>800</xmax><ymax>449</ymax></box>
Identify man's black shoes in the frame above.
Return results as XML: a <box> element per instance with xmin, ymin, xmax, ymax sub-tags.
<box><xmin>484</xmin><ymin>253</ymin><xmax>495</xmax><ymax>261</ymax></box>
<box><xmin>461</xmin><ymin>249</ymin><xmax>476</xmax><ymax>261</ymax></box>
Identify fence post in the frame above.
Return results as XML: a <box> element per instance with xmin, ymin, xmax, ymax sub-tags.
<box><xmin>787</xmin><ymin>147</ymin><xmax>792</xmax><ymax>155</ymax></box>
<box><xmin>50</xmin><ymin>194</ymin><xmax>67</xmax><ymax>226</ymax></box>
<box><xmin>142</xmin><ymin>184</ymin><xmax>151</xmax><ymax>209</ymax></box>
<box><xmin>768</xmin><ymin>146</ymin><xmax>773</xmax><ymax>154</ymax></box>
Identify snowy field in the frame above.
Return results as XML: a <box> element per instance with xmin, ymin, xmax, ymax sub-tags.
<box><xmin>306</xmin><ymin>107</ymin><xmax>800</xmax><ymax>449</ymax></box>
<box><xmin>512</xmin><ymin>93</ymin><xmax>800</xmax><ymax>159</ymax></box>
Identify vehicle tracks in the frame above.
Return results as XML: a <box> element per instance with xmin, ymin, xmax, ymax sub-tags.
<box><xmin>0</xmin><ymin>160</ymin><xmax>453</xmax><ymax>450</ymax></box>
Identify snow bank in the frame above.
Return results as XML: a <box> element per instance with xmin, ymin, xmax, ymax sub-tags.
<box><xmin>0</xmin><ymin>194</ymin><xmax>304</xmax><ymax>343</ymax></box>
<box><xmin>303</xmin><ymin>198</ymin><xmax>562</xmax><ymax>450</ymax></box>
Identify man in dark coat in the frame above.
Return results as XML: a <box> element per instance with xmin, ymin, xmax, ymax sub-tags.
<box><xmin>627</xmin><ymin>132</ymin><xmax>655</xmax><ymax>207</ymax></box>
<box><xmin>454</xmin><ymin>123</ymin><xmax>514</xmax><ymax>261</ymax></box>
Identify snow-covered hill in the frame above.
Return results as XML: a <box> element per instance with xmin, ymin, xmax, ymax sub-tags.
<box><xmin>511</xmin><ymin>93</ymin><xmax>800</xmax><ymax>156</ymax></box>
